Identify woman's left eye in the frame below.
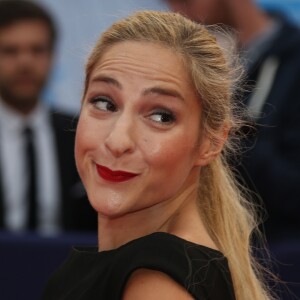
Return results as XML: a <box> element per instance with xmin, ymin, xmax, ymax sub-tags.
<box><xmin>148</xmin><ymin>110</ymin><xmax>176</xmax><ymax>125</ymax></box>
<box><xmin>90</xmin><ymin>96</ymin><xmax>117</xmax><ymax>112</ymax></box>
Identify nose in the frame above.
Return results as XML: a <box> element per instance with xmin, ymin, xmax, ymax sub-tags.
<box><xmin>16</xmin><ymin>50</ymin><xmax>35</xmax><ymax>66</ymax></box>
<box><xmin>104</xmin><ymin>113</ymin><xmax>136</xmax><ymax>158</ymax></box>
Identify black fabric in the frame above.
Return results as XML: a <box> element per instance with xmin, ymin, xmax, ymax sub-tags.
<box><xmin>42</xmin><ymin>232</ymin><xmax>236</xmax><ymax>300</ymax></box>
<box><xmin>24</xmin><ymin>126</ymin><xmax>37</xmax><ymax>230</ymax></box>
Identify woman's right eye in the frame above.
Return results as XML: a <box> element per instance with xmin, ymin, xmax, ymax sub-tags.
<box><xmin>90</xmin><ymin>96</ymin><xmax>117</xmax><ymax>112</ymax></box>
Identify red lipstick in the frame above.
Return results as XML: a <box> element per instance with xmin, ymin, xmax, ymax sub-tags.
<box><xmin>96</xmin><ymin>165</ymin><xmax>138</xmax><ymax>183</ymax></box>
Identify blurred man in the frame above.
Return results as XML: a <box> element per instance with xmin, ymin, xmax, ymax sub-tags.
<box><xmin>0</xmin><ymin>0</ymin><xmax>96</xmax><ymax>234</ymax></box>
<box><xmin>165</xmin><ymin>0</ymin><xmax>300</xmax><ymax>241</ymax></box>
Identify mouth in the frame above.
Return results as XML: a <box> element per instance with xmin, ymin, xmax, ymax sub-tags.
<box><xmin>96</xmin><ymin>164</ymin><xmax>139</xmax><ymax>183</ymax></box>
<box><xmin>14</xmin><ymin>78</ymin><xmax>38</xmax><ymax>86</ymax></box>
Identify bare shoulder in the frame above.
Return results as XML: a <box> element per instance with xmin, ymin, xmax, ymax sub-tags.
<box><xmin>122</xmin><ymin>268</ymin><xmax>194</xmax><ymax>300</ymax></box>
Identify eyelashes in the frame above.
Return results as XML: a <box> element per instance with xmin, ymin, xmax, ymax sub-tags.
<box><xmin>89</xmin><ymin>96</ymin><xmax>117</xmax><ymax>112</ymax></box>
<box><xmin>88</xmin><ymin>96</ymin><xmax>177</xmax><ymax>126</ymax></box>
<box><xmin>148</xmin><ymin>110</ymin><xmax>176</xmax><ymax>125</ymax></box>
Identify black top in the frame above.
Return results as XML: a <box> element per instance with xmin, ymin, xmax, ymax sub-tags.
<box><xmin>42</xmin><ymin>232</ymin><xmax>236</xmax><ymax>300</ymax></box>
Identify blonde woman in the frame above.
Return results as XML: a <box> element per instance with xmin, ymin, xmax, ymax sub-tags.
<box><xmin>43</xmin><ymin>11</ymin><xmax>275</xmax><ymax>300</ymax></box>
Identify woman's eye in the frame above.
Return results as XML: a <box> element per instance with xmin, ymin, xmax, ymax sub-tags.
<box><xmin>90</xmin><ymin>96</ymin><xmax>117</xmax><ymax>112</ymax></box>
<box><xmin>149</xmin><ymin>110</ymin><xmax>176</xmax><ymax>125</ymax></box>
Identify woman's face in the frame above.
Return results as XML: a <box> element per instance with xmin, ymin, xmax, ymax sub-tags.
<box><xmin>75</xmin><ymin>41</ymin><xmax>210</xmax><ymax>217</ymax></box>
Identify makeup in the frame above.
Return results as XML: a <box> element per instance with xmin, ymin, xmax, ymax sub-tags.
<box><xmin>96</xmin><ymin>164</ymin><xmax>138</xmax><ymax>183</ymax></box>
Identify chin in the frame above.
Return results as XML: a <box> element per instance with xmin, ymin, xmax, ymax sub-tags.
<box><xmin>87</xmin><ymin>190</ymin><xmax>126</xmax><ymax>219</ymax></box>
<box><xmin>14</xmin><ymin>92</ymin><xmax>39</xmax><ymax>104</ymax></box>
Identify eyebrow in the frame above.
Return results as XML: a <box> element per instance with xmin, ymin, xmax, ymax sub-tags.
<box><xmin>90</xmin><ymin>74</ymin><xmax>184</xmax><ymax>102</ymax></box>
<box><xmin>142</xmin><ymin>87</ymin><xmax>185</xmax><ymax>102</ymax></box>
<box><xmin>90</xmin><ymin>75</ymin><xmax>122</xmax><ymax>89</ymax></box>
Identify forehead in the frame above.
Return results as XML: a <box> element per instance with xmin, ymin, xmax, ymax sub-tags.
<box><xmin>0</xmin><ymin>20</ymin><xmax>50</xmax><ymax>44</ymax></box>
<box><xmin>90</xmin><ymin>41</ymin><xmax>194</xmax><ymax>91</ymax></box>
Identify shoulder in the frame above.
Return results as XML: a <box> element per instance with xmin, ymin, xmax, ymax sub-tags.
<box><xmin>257</xmin><ymin>16</ymin><xmax>300</xmax><ymax>63</ymax></box>
<box><xmin>111</xmin><ymin>233</ymin><xmax>233</xmax><ymax>299</ymax></box>
<box><xmin>114</xmin><ymin>232</ymin><xmax>226</xmax><ymax>273</ymax></box>
<box><xmin>122</xmin><ymin>268</ymin><xmax>194</xmax><ymax>300</ymax></box>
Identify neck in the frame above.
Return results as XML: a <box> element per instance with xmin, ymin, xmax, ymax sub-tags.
<box><xmin>97</xmin><ymin>182</ymin><xmax>213</xmax><ymax>251</ymax></box>
<box><xmin>227</xmin><ymin>0</ymin><xmax>272</xmax><ymax>45</ymax></box>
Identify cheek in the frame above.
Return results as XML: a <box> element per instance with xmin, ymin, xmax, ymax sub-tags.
<box><xmin>139</xmin><ymin>134</ymin><xmax>199</xmax><ymax>204</ymax></box>
<box><xmin>141</xmin><ymin>131</ymin><xmax>198</xmax><ymax>174</ymax></box>
<box><xmin>74</xmin><ymin>118</ymin><xmax>85</xmax><ymax>175</ymax></box>
<box><xmin>74</xmin><ymin>115</ymin><xmax>97</xmax><ymax>173</ymax></box>
<box><xmin>36</xmin><ymin>58</ymin><xmax>52</xmax><ymax>73</ymax></box>
<box><xmin>0</xmin><ymin>62</ymin><xmax>14</xmax><ymax>76</ymax></box>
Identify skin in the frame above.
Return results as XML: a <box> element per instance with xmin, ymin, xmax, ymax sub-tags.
<box><xmin>123</xmin><ymin>269</ymin><xmax>194</xmax><ymax>300</ymax></box>
<box><xmin>165</xmin><ymin>0</ymin><xmax>272</xmax><ymax>45</ymax></box>
<box><xmin>75</xmin><ymin>41</ymin><xmax>225</xmax><ymax>298</ymax></box>
<box><xmin>0</xmin><ymin>20</ymin><xmax>53</xmax><ymax>115</ymax></box>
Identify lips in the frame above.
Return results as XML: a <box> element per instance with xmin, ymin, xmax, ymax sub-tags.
<box><xmin>96</xmin><ymin>164</ymin><xmax>138</xmax><ymax>183</ymax></box>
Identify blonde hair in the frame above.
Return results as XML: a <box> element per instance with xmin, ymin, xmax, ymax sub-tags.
<box><xmin>84</xmin><ymin>10</ymin><xmax>274</xmax><ymax>300</ymax></box>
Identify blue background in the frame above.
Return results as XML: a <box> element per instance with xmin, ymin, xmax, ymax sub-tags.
<box><xmin>37</xmin><ymin>0</ymin><xmax>300</xmax><ymax>112</ymax></box>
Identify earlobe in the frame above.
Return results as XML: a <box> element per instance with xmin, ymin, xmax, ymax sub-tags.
<box><xmin>194</xmin><ymin>140</ymin><xmax>219</xmax><ymax>167</ymax></box>
<box><xmin>194</xmin><ymin>127</ymin><xmax>228</xmax><ymax>167</ymax></box>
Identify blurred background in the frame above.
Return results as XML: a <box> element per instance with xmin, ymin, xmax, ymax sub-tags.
<box><xmin>39</xmin><ymin>0</ymin><xmax>300</xmax><ymax>113</ymax></box>
<box><xmin>40</xmin><ymin>0</ymin><xmax>168</xmax><ymax>113</ymax></box>
<box><xmin>0</xmin><ymin>1</ymin><xmax>299</xmax><ymax>299</ymax></box>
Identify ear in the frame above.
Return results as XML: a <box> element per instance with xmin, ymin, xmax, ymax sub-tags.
<box><xmin>194</xmin><ymin>126</ymin><xmax>229</xmax><ymax>167</ymax></box>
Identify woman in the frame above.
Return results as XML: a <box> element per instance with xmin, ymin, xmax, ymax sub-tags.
<box><xmin>42</xmin><ymin>11</ymin><xmax>275</xmax><ymax>300</ymax></box>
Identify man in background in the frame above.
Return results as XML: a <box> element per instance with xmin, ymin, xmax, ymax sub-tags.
<box><xmin>165</xmin><ymin>0</ymin><xmax>300</xmax><ymax>241</ymax></box>
<box><xmin>0</xmin><ymin>0</ymin><xmax>96</xmax><ymax>234</ymax></box>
